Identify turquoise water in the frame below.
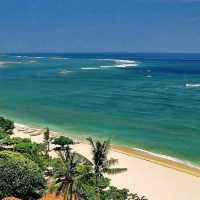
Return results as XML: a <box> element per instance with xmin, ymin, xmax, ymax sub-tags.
<box><xmin>0</xmin><ymin>53</ymin><xmax>200</xmax><ymax>165</ymax></box>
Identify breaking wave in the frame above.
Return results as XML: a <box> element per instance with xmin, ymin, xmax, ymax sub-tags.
<box><xmin>97</xmin><ymin>59</ymin><xmax>139</xmax><ymax>69</ymax></box>
<box><xmin>185</xmin><ymin>83</ymin><xmax>200</xmax><ymax>88</ymax></box>
<box><xmin>81</xmin><ymin>67</ymin><xmax>101</xmax><ymax>70</ymax></box>
<box><xmin>133</xmin><ymin>148</ymin><xmax>200</xmax><ymax>169</ymax></box>
<box><xmin>0</xmin><ymin>61</ymin><xmax>22</xmax><ymax>67</ymax></box>
<box><xmin>50</xmin><ymin>57</ymin><xmax>70</xmax><ymax>60</ymax></box>
<box><xmin>145</xmin><ymin>75</ymin><xmax>152</xmax><ymax>78</ymax></box>
<box><xmin>59</xmin><ymin>69</ymin><xmax>73</xmax><ymax>74</ymax></box>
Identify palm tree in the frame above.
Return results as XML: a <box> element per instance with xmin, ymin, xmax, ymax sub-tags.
<box><xmin>55</xmin><ymin>148</ymin><xmax>92</xmax><ymax>200</ymax></box>
<box><xmin>128</xmin><ymin>194</ymin><xmax>148</xmax><ymax>200</ymax></box>
<box><xmin>87</xmin><ymin>137</ymin><xmax>127</xmax><ymax>199</ymax></box>
<box><xmin>43</xmin><ymin>127</ymin><xmax>50</xmax><ymax>157</ymax></box>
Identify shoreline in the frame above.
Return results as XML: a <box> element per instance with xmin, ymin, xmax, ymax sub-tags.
<box><xmin>13</xmin><ymin>122</ymin><xmax>200</xmax><ymax>177</ymax></box>
<box><xmin>12</xmin><ymin>122</ymin><xmax>200</xmax><ymax>199</ymax></box>
<box><xmin>113</xmin><ymin>146</ymin><xmax>200</xmax><ymax>177</ymax></box>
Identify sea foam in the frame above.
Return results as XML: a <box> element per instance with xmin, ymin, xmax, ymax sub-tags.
<box><xmin>81</xmin><ymin>67</ymin><xmax>100</xmax><ymax>70</ymax></box>
<box><xmin>0</xmin><ymin>61</ymin><xmax>22</xmax><ymax>67</ymax></box>
<box><xmin>100</xmin><ymin>63</ymin><xmax>138</xmax><ymax>69</ymax></box>
<box><xmin>133</xmin><ymin>148</ymin><xmax>200</xmax><ymax>169</ymax></box>
<box><xmin>185</xmin><ymin>83</ymin><xmax>200</xmax><ymax>88</ymax></box>
<box><xmin>95</xmin><ymin>58</ymin><xmax>135</xmax><ymax>63</ymax></box>
<box><xmin>98</xmin><ymin>59</ymin><xmax>139</xmax><ymax>69</ymax></box>
<box><xmin>51</xmin><ymin>57</ymin><xmax>70</xmax><ymax>60</ymax></box>
<box><xmin>34</xmin><ymin>56</ymin><xmax>47</xmax><ymax>59</ymax></box>
<box><xmin>59</xmin><ymin>69</ymin><xmax>73</xmax><ymax>74</ymax></box>
<box><xmin>145</xmin><ymin>75</ymin><xmax>152</xmax><ymax>78</ymax></box>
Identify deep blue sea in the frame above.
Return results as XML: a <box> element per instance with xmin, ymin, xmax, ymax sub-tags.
<box><xmin>0</xmin><ymin>53</ymin><xmax>200</xmax><ymax>165</ymax></box>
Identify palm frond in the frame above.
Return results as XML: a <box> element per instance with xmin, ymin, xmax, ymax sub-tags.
<box><xmin>86</xmin><ymin>137</ymin><xmax>96</xmax><ymax>152</ymax></box>
<box><xmin>104</xmin><ymin>167</ymin><xmax>127</xmax><ymax>175</ymax></box>
<box><xmin>140</xmin><ymin>196</ymin><xmax>148</xmax><ymax>200</ymax></box>
<box><xmin>128</xmin><ymin>193</ymin><xmax>148</xmax><ymax>200</ymax></box>
<box><xmin>102</xmin><ymin>139</ymin><xmax>111</xmax><ymax>157</ymax></box>
<box><xmin>129</xmin><ymin>193</ymin><xmax>139</xmax><ymax>200</ymax></box>
<box><xmin>73</xmin><ymin>152</ymin><xmax>92</xmax><ymax>165</ymax></box>
<box><xmin>103</xmin><ymin>158</ymin><xmax>118</xmax><ymax>168</ymax></box>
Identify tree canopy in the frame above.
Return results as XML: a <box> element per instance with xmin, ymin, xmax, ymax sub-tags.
<box><xmin>0</xmin><ymin>128</ymin><xmax>7</xmax><ymax>140</ymax></box>
<box><xmin>0</xmin><ymin>117</ymin><xmax>14</xmax><ymax>134</ymax></box>
<box><xmin>0</xmin><ymin>151</ymin><xmax>46</xmax><ymax>200</ymax></box>
<box><xmin>52</xmin><ymin>136</ymin><xmax>73</xmax><ymax>148</ymax></box>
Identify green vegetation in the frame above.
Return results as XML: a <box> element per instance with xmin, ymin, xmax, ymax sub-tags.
<box><xmin>0</xmin><ymin>128</ymin><xmax>7</xmax><ymax>140</ymax></box>
<box><xmin>43</xmin><ymin>127</ymin><xmax>50</xmax><ymax>157</ymax></box>
<box><xmin>54</xmin><ymin>149</ymin><xmax>92</xmax><ymax>200</ymax></box>
<box><xmin>0</xmin><ymin>136</ymin><xmax>47</xmax><ymax>169</ymax></box>
<box><xmin>52</xmin><ymin>136</ymin><xmax>73</xmax><ymax>160</ymax></box>
<box><xmin>15</xmin><ymin>139</ymin><xmax>47</xmax><ymax>170</ymax></box>
<box><xmin>0</xmin><ymin>116</ymin><xmax>14</xmax><ymax>134</ymax></box>
<box><xmin>87</xmin><ymin>137</ymin><xmax>127</xmax><ymax>199</ymax></box>
<box><xmin>0</xmin><ymin>151</ymin><xmax>46</xmax><ymax>200</ymax></box>
<box><xmin>52</xmin><ymin>135</ymin><xmax>73</xmax><ymax>149</ymax></box>
<box><xmin>0</xmin><ymin>117</ymin><xmax>148</xmax><ymax>200</ymax></box>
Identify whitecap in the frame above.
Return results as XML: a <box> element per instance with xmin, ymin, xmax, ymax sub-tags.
<box><xmin>81</xmin><ymin>67</ymin><xmax>100</xmax><ymax>70</ymax></box>
<box><xmin>100</xmin><ymin>63</ymin><xmax>138</xmax><ymax>69</ymax></box>
<box><xmin>0</xmin><ymin>61</ymin><xmax>22</xmax><ymax>66</ymax></box>
<box><xmin>16</xmin><ymin>55</ymin><xmax>29</xmax><ymax>58</ymax></box>
<box><xmin>114</xmin><ymin>59</ymin><xmax>136</xmax><ymax>64</ymax></box>
<box><xmin>133</xmin><ymin>147</ymin><xmax>200</xmax><ymax>169</ymax></box>
<box><xmin>185</xmin><ymin>83</ymin><xmax>200</xmax><ymax>88</ymax></box>
<box><xmin>95</xmin><ymin>58</ymin><xmax>137</xmax><ymax>64</ymax></box>
<box><xmin>95</xmin><ymin>58</ymin><xmax>139</xmax><ymax>69</ymax></box>
<box><xmin>51</xmin><ymin>57</ymin><xmax>69</xmax><ymax>60</ymax></box>
<box><xmin>59</xmin><ymin>69</ymin><xmax>73</xmax><ymax>74</ymax></box>
<box><xmin>29</xmin><ymin>60</ymin><xmax>37</xmax><ymax>63</ymax></box>
<box><xmin>145</xmin><ymin>75</ymin><xmax>152</xmax><ymax>78</ymax></box>
<box><xmin>34</xmin><ymin>56</ymin><xmax>47</xmax><ymax>59</ymax></box>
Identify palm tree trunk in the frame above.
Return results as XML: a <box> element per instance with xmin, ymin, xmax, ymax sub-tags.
<box><xmin>95</xmin><ymin>175</ymin><xmax>101</xmax><ymax>200</ymax></box>
<box><xmin>69</xmin><ymin>182</ymin><xmax>73</xmax><ymax>200</ymax></box>
<box><xmin>96</xmin><ymin>191</ymin><xmax>101</xmax><ymax>200</ymax></box>
<box><xmin>64</xmin><ymin>183</ymin><xmax>71</xmax><ymax>200</ymax></box>
<box><xmin>47</xmin><ymin>141</ymin><xmax>50</xmax><ymax>152</ymax></box>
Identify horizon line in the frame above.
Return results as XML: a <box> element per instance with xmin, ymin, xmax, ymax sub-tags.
<box><xmin>1</xmin><ymin>51</ymin><xmax>200</xmax><ymax>54</ymax></box>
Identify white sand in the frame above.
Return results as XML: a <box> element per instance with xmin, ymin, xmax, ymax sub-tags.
<box><xmin>12</xmin><ymin>123</ymin><xmax>200</xmax><ymax>200</ymax></box>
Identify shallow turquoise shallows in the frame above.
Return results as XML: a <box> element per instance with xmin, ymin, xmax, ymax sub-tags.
<box><xmin>0</xmin><ymin>53</ymin><xmax>200</xmax><ymax>165</ymax></box>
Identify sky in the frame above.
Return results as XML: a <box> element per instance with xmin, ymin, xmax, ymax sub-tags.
<box><xmin>0</xmin><ymin>0</ymin><xmax>200</xmax><ymax>53</ymax></box>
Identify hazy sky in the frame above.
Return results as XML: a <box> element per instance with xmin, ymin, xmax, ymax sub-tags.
<box><xmin>0</xmin><ymin>0</ymin><xmax>200</xmax><ymax>53</ymax></box>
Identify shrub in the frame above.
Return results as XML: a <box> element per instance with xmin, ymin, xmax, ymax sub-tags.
<box><xmin>0</xmin><ymin>117</ymin><xmax>14</xmax><ymax>134</ymax></box>
<box><xmin>0</xmin><ymin>137</ymin><xmax>31</xmax><ymax>146</ymax></box>
<box><xmin>0</xmin><ymin>151</ymin><xmax>46</xmax><ymax>200</ymax></box>
<box><xmin>101</xmin><ymin>186</ymin><xmax>129</xmax><ymax>200</ymax></box>
<box><xmin>0</xmin><ymin>137</ymin><xmax>15</xmax><ymax>146</ymax></box>
<box><xmin>0</xmin><ymin>128</ymin><xmax>7</xmax><ymax>140</ymax></box>
<box><xmin>48</xmin><ymin>157</ymin><xmax>66</xmax><ymax>177</ymax></box>
<box><xmin>14</xmin><ymin>139</ymin><xmax>47</xmax><ymax>170</ymax></box>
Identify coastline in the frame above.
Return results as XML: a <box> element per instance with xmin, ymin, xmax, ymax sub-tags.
<box><xmin>12</xmin><ymin>122</ymin><xmax>200</xmax><ymax>200</ymax></box>
<box><xmin>113</xmin><ymin>146</ymin><xmax>200</xmax><ymax>177</ymax></box>
<box><xmin>13</xmin><ymin>122</ymin><xmax>200</xmax><ymax>177</ymax></box>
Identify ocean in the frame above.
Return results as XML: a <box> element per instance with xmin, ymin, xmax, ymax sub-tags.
<box><xmin>0</xmin><ymin>53</ymin><xmax>200</xmax><ymax>165</ymax></box>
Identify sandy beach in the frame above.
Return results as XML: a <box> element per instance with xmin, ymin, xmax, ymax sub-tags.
<box><xmin>12</xmin><ymin>123</ymin><xmax>200</xmax><ymax>200</ymax></box>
